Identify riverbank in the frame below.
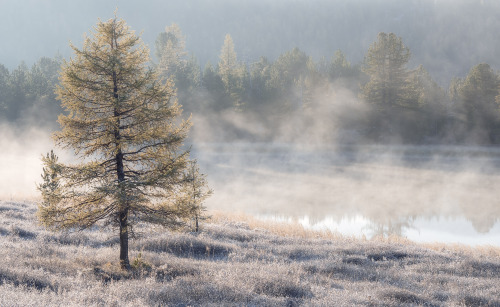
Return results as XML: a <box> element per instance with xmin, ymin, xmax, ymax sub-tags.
<box><xmin>1</xmin><ymin>201</ymin><xmax>499</xmax><ymax>306</ymax></box>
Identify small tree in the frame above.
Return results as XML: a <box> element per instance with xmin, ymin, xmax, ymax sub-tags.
<box><xmin>37</xmin><ymin>16</ymin><xmax>209</xmax><ymax>269</ymax></box>
<box><xmin>182</xmin><ymin>161</ymin><xmax>212</xmax><ymax>232</ymax></box>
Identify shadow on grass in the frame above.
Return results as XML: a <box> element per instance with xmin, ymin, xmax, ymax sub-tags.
<box><xmin>139</xmin><ymin>235</ymin><xmax>234</xmax><ymax>260</ymax></box>
<box><xmin>155</xmin><ymin>263</ymin><xmax>200</xmax><ymax>282</ymax></box>
<box><xmin>379</xmin><ymin>289</ymin><xmax>431</xmax><ymax>306</ymax></box>
<box><xmin>461</xmin><ymin>295</ymin><xmax>500</xmax><ymax>307</ymax></box>
<box><xmin>0</xmin><ymin>227</ymin><xmax>9</xmax><ymax>236</ymax></box>
<box><xmin>253</xmin><ymin>278</ymin><xmax>312</xmax><ymax>299</ymax></box>
<box><xmin>11</xmin><ymin>226</ymin><xmax>36</xmax><ymax>240</ymax></box>
<box><xmin>146</xmin><ymin>277</ymin><xmax>285</xmax><ymax>306</ymax></box>
<box><xmin>0</xmin><ymin>269</ymin><xmax>57</xmax><ymax>292</ymax></box>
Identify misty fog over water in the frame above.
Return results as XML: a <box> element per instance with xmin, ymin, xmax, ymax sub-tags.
<box><xmin>3</xmin><ymin>125</ymin><xmax>499</xmax><ymax>246</ymax></box>
<box><xmin>192</xmin><ymin>143</ymin><xmax>500</xmax><ymax>246</ymax></box>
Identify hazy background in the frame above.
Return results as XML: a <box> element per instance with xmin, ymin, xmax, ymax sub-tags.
<box><xmin>2</xmin><ymin>0</ymin><xmax>500</xmax><ymax>85</ymax></box>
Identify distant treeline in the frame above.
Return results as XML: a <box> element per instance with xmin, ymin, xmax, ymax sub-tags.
<box><xmin>0</xmin><ymin>57</ymin><xmax>62</xmax><ymax>128</ymax></box>
<box><xmin>2</xmin><ymin>28</ymin><xmax>500</xmax><ymax>144</ymax></box>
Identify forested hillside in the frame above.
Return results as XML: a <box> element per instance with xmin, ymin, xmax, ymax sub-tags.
<box><xmin>2</xmin><ymin>28</ymin><xmax>500</xmax><ymax>144</ymax></box>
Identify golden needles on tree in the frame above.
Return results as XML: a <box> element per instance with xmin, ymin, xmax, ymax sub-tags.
<box><xmin>218</xmin><ymin>34</ymin><xmax>246</xmax><ymax>111</ymax></box>
<box><xmin>37</xmin><ymin>16</ymin><xmax>210</xmax><ymax>269</ymax></box>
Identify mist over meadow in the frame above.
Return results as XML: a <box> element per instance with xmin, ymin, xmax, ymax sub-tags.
<box><xmin>1</xmin><ymin>0</ymin><xmax>500</xmax><ymax>242</ymax></box>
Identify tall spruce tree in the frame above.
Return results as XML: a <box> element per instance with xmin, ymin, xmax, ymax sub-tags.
<box><xmin>362</xmin><ymin>32</ymin><xmax>411</xmax><ymax>109</ymax></box>
<box><xmin>361</xmin><ymin>33</ymin><xmax>414</xmax><ymax>141</ymax></box>
<box><xmin>37</xmin><ymin>16</ymin><xmax>208</xmax><ymax>269</ymax></box>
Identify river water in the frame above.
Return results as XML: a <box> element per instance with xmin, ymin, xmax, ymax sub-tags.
<box><xmin>192</xmin><ymin>143</ymin><xmax>500</xmax><ymax>246</ymax></box>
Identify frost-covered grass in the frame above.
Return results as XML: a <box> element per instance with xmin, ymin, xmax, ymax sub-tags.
<box><xmin>0</xmin><ymin>201</ymin><xmax>499</xmax><ymax>306</ymax></box>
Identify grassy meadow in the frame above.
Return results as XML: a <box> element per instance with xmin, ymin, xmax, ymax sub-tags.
<box><xmin>0</xmin><ymin>200</ymin><xmax>499</xmax><ymax>306</ymax></box>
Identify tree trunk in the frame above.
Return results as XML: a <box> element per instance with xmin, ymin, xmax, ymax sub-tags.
<box><xmin>116</xmin><ymin>142</ymin><xmax>129</xmax><ymax>270</ymax></box>
<box><xmin>119</xmin><ymin>209</ymin><xmax>130</xmax><ymax>269</ymax></box>
<box><xmin>113</xmin><ymin>63</ymin><xmax>130</xmax><ymax>269</ymax></box>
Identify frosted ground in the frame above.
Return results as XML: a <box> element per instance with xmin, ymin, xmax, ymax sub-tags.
<box><xmin>1</xmin><ymin>201</ymin><xmax>499</xmax><ymax>306</ymax></box>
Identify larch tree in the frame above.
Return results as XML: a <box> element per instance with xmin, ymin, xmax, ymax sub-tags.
<box><xmin>218</xmin><ymin>34</ymin><xmax>238</xmax><ymax>90</ymax></box>
<box><xmin>182</xmin><ymin>161</ymin><xmax>212</xmax><ymax>232</ymax></box>
<box><xmin>37</xmin><ymin>16</ymin><xmax>209</xmax><ymax>269</ymax></box>
<box><xmin>218</xmin><ymin>34</ymin><xmax>245</xmax><ymax>110</ymax></box>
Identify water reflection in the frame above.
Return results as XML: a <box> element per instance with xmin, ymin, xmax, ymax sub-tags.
<box><xmin>291</xmin><ymin>214</ymin><xmax>500</xmax><ymax>246</ymax></box>
<box><xmin>365</xmin><ymin>216</ymin><xmax>417</xmax><ymax>238</ymax></box>
<box><xmin>192</xmin><ymin>143</ymin><xmax>500</xmax><ymax>246</ymax></box>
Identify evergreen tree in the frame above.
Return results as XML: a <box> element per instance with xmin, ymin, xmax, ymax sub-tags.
<box><xmin>30</xmin><ymin>57</ymin><xmax>64</xmax><ymax>121</ymax></box>
<box><xmin>29</xmin><ymin>57</ymin><xmax>62</xmax><ymax>99</ymax></box>
<box><xmin>202</xmin><ymin>62</ymin><xmax>231</xmax><ymax>111</ymax></box>
<box><xmin>329</xmin><ymin>50</ymin><xmax>352</xmax><ymax>80</ymax></box>
<box><xmin>7</xmin><ymin>62</ymin><xmax>29</xmax><ymax>119</ymax></box>
<box><xmin>37</xmin><ymin>16</ymin><xmax>209</xmax><ymax>269</ymax></box>
<box><xmin>459</xmin><ymin>63</ymin><xmax>500</xmax><ymax>142</ymax></box>
<box><xmin>326</xmin><ymin>50</ymin><xmax>361</xmax><ymax>91</ymax></box>
<box><xmin>0</xmin><ymin>64</ymin><xmax>9</xmax><ymax>117</ymax></box>
<box><xmin>362</xmin><ymin>32</ymin><xmax>411</xmax><ymax>109</ymax></box>
<box><xmin>249</xmin><ymin>56</ymin><xmax>272</xmax><ymax>108</ymax></box>
<box><xmin>361</xmin><ymin>33</ymin><xmax>413</xmax><ymax>141</ymax></box>
<box><xmin>266</xmin><ymin>47</ymin><xmax>312</xmax><ymax>113</ymax></box>
<box><xmin>448</xmin><ymin>77</ymin><xmax>464</xmax><ymax>107</ymax></box>
<box><xmin>404</xmin><ymin>65</ymin><xmax>449</xmax><ymax>142</ymax></box>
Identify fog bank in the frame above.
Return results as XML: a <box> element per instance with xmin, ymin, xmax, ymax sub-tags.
<box><xmin>0</xmin><ymin>125</ymin><xmax>55</xmax><ymax>199</ymax></box>
<box><xmin>192</xmin><ymin>143</ymin><xmax>500</xmax><ymax>238</ymax></box>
